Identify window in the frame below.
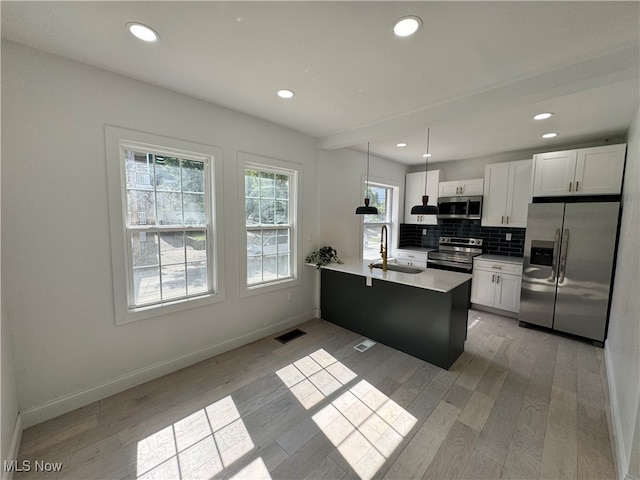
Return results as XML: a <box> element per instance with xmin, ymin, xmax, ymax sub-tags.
<box><xmin>241</xmin><ymin>155</ymin><xmax>298</xmax><ymax>291</ymax></box>
<box><xmin>362</xmin><ymin>183</ymin><xmax>394</xmax><ymax>260</ymax></box>
<box><xmin>106</xmin><ymin>127</ymin><xmax>224</xmax><ymax>324</ymax></box>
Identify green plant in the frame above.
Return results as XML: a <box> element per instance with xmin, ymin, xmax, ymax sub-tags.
<box><xmin>306</xmin><ymin>246</ymin><xmax>343</xmax><ymax>269</ymax></box>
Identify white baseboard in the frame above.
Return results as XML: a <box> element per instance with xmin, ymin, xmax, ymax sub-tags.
<box><xmin>21</xmin><ymin>310</ymin><xmax>316</xmax><ymax>428</ymax></box>
<box><xmin>605</xmin><ymin>344</ymin><xmax>629</xmax><ymax>480</ymax></box>
<box><xmin>1</xmin><ymin>413</ymin><xmax>23</xmax><ymax>480</ymax></box>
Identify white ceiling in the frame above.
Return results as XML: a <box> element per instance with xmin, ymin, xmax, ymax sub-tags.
<box><xmin>2</xmin><ymin>1</ymin><xmax>639</xmax><ymax>165</ymax></box>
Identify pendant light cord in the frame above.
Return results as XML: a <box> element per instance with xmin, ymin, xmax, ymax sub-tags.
<box><xmin>366</xmin><ymin>142</ymin><xmax>370</xmax><ymax>193</ymax></box>
<box><xmin>424</xmin><ymin>128</ymin><xmax>430</xmax><ymax>195</ymax></box>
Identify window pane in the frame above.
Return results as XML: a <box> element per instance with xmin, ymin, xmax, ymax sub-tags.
<box><xmin>125</xmin><ymin>150</ymin><xmax>154</xmax><ymax>190</ymax></box>
<box><xmin>260</xmin><ymin>199</ymin><xmax>275</xmax><ymax>224</ymax></box>
<box><xmin>127</xmin><ymin>190</ymin><xmax>155</xmax><ymax>226</ymax></box>
<box><xmin>247</xmin><ymin>230</ymin><xmax>262</xmax><ymax>256</ymax></box>
<box><xmin>187</xmin><ymin>261</ymin><xmax>208</xmax><ymax>295</ymax></box>
<box><xmin>363</xmin><ymin>224</ymin><xmax>383</xmax><ymax>260</ymax></box>
<box><xmin>364</xmin><ymin>186</ymin><xmax>389</xmax><ymax>223</ymax></box>
<box><xmin>186</xmin><ymin>231</ymin><xmax>207</xmax><ymax>262</ymax></box>
<box><xmin>275</xmin><ymin>174</ymin><xmax>289</xmax><ymax>199</ymax></box>
<box><xmin>155</xmin><ymin>156</ymin><xmax>181</xmax><ymax>191</ymax></box>
<box><xmin>182</xmin><ymin>159</ymin><xmax>204</xmax><ymax>193</ymax></box>
<box><xmin>260</xmin><ymin>172</ymin><xmax>275</xmax><ymax>198</ymax></box>
<box><xmin>133</xmin><ymin>266</ymin><xmax>161</xmax><ymax>306</ymax></box>
<box><xmin>275</xmin><ymin>200</ymin><xmax>289</xmax><ymax>224</ymax></box>
<box><xmin>246</xmin><ymin>198</ymin><xmax>259</xmax><ymax>226</ymax></box>
<box><xmin>262</xmin><ymin>230</ymin><xmax>277</xmax><ymax>255</ymax></box>
<box><xmin>277</xmin><ymin>230</ymin><xmax>290</xmax><ymax>253</ymax></box>
<box><xmin>131</xmin><ymin>232</ymin><xmax>159</xmax><ymax>267</ymax></box>
<box><xmin>247</xmin><ymin>256</ymin><xmax>262</xmax><ymax>285</ymax></box>
<box><xmin>263</xmin><ymin>255</ymin><xmax>277</xmax><ymax>282</ymax></box>
<box><xmin>245</xmin><ymin>170</ymin><xmax>260</xmax><ymax>197</ymax></box>
<box><xmin>160</xmin><ymin>232</ymin><xmax>185</xmax><ymax>266</ymax></box>
<box><xmin>277</xmin><ymin>254</ymin><xmax>290</xmax><ymax>278</ymax></box>
<box><xmin>161</xmin><ymin>264</ymin><xmax>186</xmax><ymax>300</ymax></box>
<box><xmin>183</xmin><ymin>193</ymin><xmax>205</xmax><ymax>225</ymax></box>
<box><xmin>157</xmin><ymin>192</ymin><xmax>183</xmax><ymax>225</ymax></box>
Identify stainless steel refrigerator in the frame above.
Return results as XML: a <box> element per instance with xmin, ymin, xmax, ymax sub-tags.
<box><xmin>519</xmin><ymin>201</ymin><xmax>620</xmax><ymax>344</ymax></box>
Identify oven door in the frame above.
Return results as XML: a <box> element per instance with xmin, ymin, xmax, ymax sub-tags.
<box><xmin>427</xmin><ymin>258</ymin><xmax>473</xmax><ymax>273</ymax></box>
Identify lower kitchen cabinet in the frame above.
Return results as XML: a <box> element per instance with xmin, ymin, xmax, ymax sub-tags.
<box><xmin>395</xmin><ymin>249</ymin><xmax>428</xmax><ymax>269</ymax></box>
<box><xmin>471</xmin><ymin>257</ymin><xmax>523</xmax><ymax>314</ymax></box>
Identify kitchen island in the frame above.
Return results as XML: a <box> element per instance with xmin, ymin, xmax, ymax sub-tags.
<box><xmin>318</xmin><ymin>259</ymin><xmax>472</xmax><ymax>369</ymax></box>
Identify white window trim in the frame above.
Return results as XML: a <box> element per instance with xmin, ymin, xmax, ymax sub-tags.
<box><xmin>359</xmin><ymin>176</ymin><xmax>401</xmax><ymax>260</ymax></box>
<box><xmin>237</xmin><ymin>152</ymin><xmax>302</xmax><ymax>298</ymax></box>
<box><xmin>105</xmin><ymin>126</ymin><xmax>225</xmax><ymax>324</ymax></box>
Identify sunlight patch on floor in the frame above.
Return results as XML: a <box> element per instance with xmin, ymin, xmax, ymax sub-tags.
<box><xmin>136</xmin><ymin>395</ymin><xmax>259</xmax><ymax>479</ymax></box>
<box><xmin>278</xmin><ymin>348</ymin><xmax>417</xmax><ymax>480</ymax></box>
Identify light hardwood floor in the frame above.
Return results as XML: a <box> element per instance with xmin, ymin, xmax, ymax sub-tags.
<box><xmin>13</xmin><ymin>310</ymin><xmax>616</xmax><ymax>480</ymax></box>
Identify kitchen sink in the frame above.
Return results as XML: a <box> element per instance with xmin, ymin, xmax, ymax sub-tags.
<box><xmin>369</xmin><ymin>263</ymin><xmax>423</xmax><ymax>274</ymax></box>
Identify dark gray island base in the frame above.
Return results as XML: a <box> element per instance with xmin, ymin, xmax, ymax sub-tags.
<box><xmin>321</xmin><ymin>269</ymin><xmax>470</xmax><ymax>370</ymax></box>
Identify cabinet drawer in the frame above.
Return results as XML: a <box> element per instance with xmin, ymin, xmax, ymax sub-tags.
<box><xmin>473</xmin><ymin>259</ymin><xmax>522</xmax><ymax>276</ymax></box>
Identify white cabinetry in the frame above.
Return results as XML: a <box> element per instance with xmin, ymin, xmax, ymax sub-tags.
<box><xmin>404</xmin><ymin>170</ymin><xmax>441</xmax><ymax>224</ymax></box>
<box><xmin>471</xmin><ymin>257</ymin><xmax>523</xmax><ymax>313</ymax></box>
<box><xmin>395</xmin><ymin>250</ymin><xmax>428</xmax><ymax>269</ymax></box>
<box><xmin>532</xmin><ymin>144</ymin><xmax>626</xmax><ymax>197</ymax></box>
<box><xmin>439</xmin><ymin>178</ymin><xmax>484</xmax><ymax>197</ymax></box>
<box><xmin>482</xmin><ymin>160</ymin><xmax>532</xmax><ymax>227</ymax></box>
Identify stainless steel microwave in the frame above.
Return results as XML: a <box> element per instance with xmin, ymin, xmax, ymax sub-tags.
<box><xmin>437</xmin><ymin>196</ymin><xmax>483</xmax><ymax>220</ymax></box>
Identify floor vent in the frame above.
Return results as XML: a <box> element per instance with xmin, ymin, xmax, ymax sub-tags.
<box><xmin>274</xmin><ymin>329</ymin><xmax>306</xmax><ymax>344</ymax></box>
<box><xmin>354</xmin><ymin>339</ymin><xmax>376</xmax><ymax>352</ymax></box>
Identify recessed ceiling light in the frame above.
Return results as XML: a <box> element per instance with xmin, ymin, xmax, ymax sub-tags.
<box><xmin>396</xmin><ymin>143</ymin><xmax>408</xmax><ymax>147</ymax></box>
<box><xmin>277</xmin><ymin>89</ymin><xmax>295</xmax><ymax>99</ymax></box>
<box><xmin>393</xmin><ymin>16</ymin><xmax>422</xmax><ymax>37</ymax></box>
<box><xmin>126</xmin><ymin>22</ymin><xmax>159</xmax><ymax>42</ymax></box>
<box><xmin>422</xmin><ymin>153</ymin><xmax>432</xmax><ymax>158</ymax></box>
<box><xmin>533</xmin><ymin>112</ymin><xmax>554</xmax><ymax>120</ymax></box>
<box><xmin>542</xmin><ymin>132</ymin><xmax>558</xmax><ymax>139</ymax></box>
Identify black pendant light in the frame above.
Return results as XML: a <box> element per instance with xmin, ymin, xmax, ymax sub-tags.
<box><xmin>410</xmin><ymin>128</ymin><xmax>439</xmax><ymax>215</ymax></box>
<box><xmin>355</xmin><ymin>142</ymin><xmax>379</xmax><ymax>215</ymax></box>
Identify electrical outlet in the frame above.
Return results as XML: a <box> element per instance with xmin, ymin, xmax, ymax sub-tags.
<box><xmin>506</xmin><ymin>233</ymin><xmax>512</xmax><ymax>241</ymax></box>
<box><xmin>422</xmin><ymin>229</ymin><xmax>427</xmax><ymax>235</ymax></box>
<box><xmin>287</xmin><ymin>292</ymin><xmax>294</xmax><ymax>302</ymax></box>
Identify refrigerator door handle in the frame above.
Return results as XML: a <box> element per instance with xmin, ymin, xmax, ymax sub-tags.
<box><xmin>548</xmin><ymin>228</ymin><xmax>561</xmax><ymax>282</ymax></box>
<box><xmin>559</xmin><ymin>229</ymin><xmax>570</xmax><ymax>283</ymax></box>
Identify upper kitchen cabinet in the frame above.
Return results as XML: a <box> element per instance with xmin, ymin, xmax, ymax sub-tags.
<box><xmin>532</xmin><ymin>144</ymin><xmax>626</xmax><ymax>197</ymax></box>
<box><xmin>438</xmin><ymin>178</ymin><xmax>484</xmax><ymax>197</ymax></box>
<box><xmin>482</xmin><ymin>160</ymin><xmax>532</xmax><ymax>228</ymax></box>
<box><xmin>405</xmin><ymin>170</ymin><xmax>441</xmax><ymax>224</ymax></box>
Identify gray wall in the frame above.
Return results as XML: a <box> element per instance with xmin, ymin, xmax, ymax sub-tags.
<box><xmin>1</xmin><ymin>41</ymin><xmax>320</xmax><ymax>427</ymax></box>
<box><xmin>607</xmin><ymin>107</ymin><xmax>640</xmax><ymax>480</ymax></box>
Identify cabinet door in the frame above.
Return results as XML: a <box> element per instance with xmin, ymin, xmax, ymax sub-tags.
<box><xmin>470</xmin><ymin>269</ymin><xmax>496</xmax><ymax>307</ymax></box>
<box><xmin>404</xmin><ymin>172</ymin><xmax>425</xmax><ymax>223</ymax></box>
<box><xmin>532</xmin><ymin>150</ymin><xmax>577</xmax><ymax>197</ymax></box>
<box><xmin>482</xmin><ymin>163</ymin><xmax>510</xmax><ymax>227</ymax></box>
<box><xmin>505</xmin><ymin>160</ymin><xmax>532</xmax><ymax>227</ymax></box>
<box><xmin>439</xmin><ymin>181</ymin><xmax>460</xmax><ymax>197</ymax></box>
<box><xmin>494</xmin><ymin>274</ymin><xmax>521</xmax><ymax>313</ymax></box>
<box><xmin>460</xmin><ymin>178</ymin><xmax>484</xmax><ymax>196</ymax></box>
<box><xmin>422</xmin><ymin>170</ymin><xmax>440</xmax><ymax>225</ymax></box>
<box><xmin>574</xmin><ymin>144</ymin><xmax>626</xmax><ymax>195</ymax></box>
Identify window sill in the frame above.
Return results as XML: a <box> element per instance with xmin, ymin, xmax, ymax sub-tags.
<box><xmin>116</xmin><ymin>291</ymin><xmax>226</xmax><ymax>325</ymax></box>
<box><xmin>239</xmin><ymin>276</ymin><xmax>301</xmax><ymax>298</ymax></box>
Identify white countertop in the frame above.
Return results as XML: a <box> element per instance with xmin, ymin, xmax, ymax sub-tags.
<box><xmin>476</xmin><ymin>254</ymin><xmax>524</xmax><ymax>265</ymax></box>
<box><xmin>310</xmin><ymin>258</ymin><xmax>472</xmax><ymax>293</ymax></box>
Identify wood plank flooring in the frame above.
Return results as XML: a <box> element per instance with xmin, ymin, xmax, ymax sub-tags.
<box><xmin>12</xmin><ymin>311</ymin><xmax>616</xmax><ymax>480</ymax></box>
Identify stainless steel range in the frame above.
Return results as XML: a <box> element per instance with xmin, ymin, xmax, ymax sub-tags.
<box><xmin>427</xmin><ymin>237</ymin><xmax>483</xmax><ymax>273</ymax></box>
